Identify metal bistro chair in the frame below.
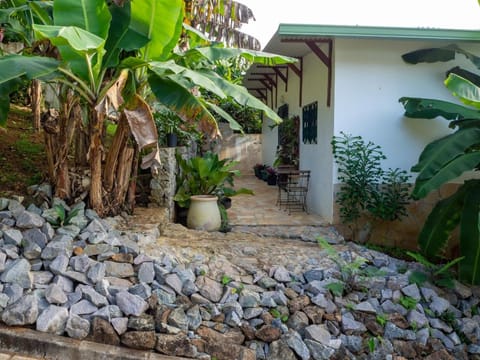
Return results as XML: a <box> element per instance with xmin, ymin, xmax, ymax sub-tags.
<box><xmin>276</xmin><ymin>165</ymin><xmax>296</xmax><ymax>209</ymax></box>
<box><xmin>284</xmin><ymin>170</ymin><xmax>310</xmax><ymax>214</ymax></box>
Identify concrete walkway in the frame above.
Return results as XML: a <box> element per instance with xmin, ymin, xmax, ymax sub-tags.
<box><xmin>227</xmin><ymin>175</ymin><xmax>328</xmax><ymax>226</ymax></box>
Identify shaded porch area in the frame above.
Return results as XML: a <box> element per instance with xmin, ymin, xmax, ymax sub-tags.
<box><xmin>227</xmin><ymin>175</ymin><xmax>328</xmax><ymax>226</ymax></box>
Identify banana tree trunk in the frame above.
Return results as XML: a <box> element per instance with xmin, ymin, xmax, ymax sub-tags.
<box><xmin>88</xmin><ymin>110</ymin><xmax>105</xmax><ymax>216</ymax></box>
<box><xmin>31</xmin><ymin>80</ymin><xmax>42</xmax><ymax>132</ymax></box>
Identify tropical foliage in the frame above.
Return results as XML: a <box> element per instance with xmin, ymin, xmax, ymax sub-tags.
<box><xmin>400</xmin><ymin>44</ymin><xmax>480</xmax><ymax>284</ymax></box>
<box><xmin>0</xmin><ymin>0</ymin><xmax>295</xmax><ymax>216</ymax></box>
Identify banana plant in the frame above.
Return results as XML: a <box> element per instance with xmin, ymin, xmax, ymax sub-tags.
<box><xmin>0</xmin><ymin>0</ymin><xmax>295</xmax><ymax>216</ymax></box>
<box><xmin>400</xmin><ymin>44</ymin><xmax>480</xmax><ymax>284</ymax></box>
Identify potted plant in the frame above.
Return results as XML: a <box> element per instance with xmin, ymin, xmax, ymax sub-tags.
<box><xmin>174</xmin><ymin>152</ymin><xmax>253</xmax><ymax>231</ymax></box>
<box><xmin>253</xmin><ymin>163</ymin><xmax>265</xmax><ymax>178</ymax></box>
<box><xmin>266</xmin><ymin>166</ymin><xmax>277</xmax><ymax>186</ymax></box>
<box><xmin>153</xmin><ymin>107</ymin><xmax>184</xmax><ymax>147</ymax></box>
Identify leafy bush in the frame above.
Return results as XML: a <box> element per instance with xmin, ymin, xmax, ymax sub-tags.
<box><xmin>331</xmin><ymin>132</ymin><xmax>411</xmax><ymax>239</ymax></box>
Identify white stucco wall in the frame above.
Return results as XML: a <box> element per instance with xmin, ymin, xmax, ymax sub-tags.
<box><xmin>333</xmin><ymin>38</ymin><xmax>480</xmax><ymax>182</ymax></box>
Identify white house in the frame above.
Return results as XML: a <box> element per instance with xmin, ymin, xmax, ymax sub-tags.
<box><xmin>244</xmin><ymin>24</ymin><xmax>480</xmax><ymax>245</ymax></box>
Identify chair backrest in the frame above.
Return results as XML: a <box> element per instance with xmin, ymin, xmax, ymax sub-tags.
<box><xmin>287</xmin><ymin>170</ymin><xmax>310</xmax><ymax>189</ymax></box>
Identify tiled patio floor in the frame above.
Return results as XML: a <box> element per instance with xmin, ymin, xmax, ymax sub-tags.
<box><xmin>227</xmin><ymin>175</ymin><xmax>328</xmax><ymax>226</ymax></box>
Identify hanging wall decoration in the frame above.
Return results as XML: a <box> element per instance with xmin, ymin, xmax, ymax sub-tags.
<box><xmin>302</xmin><ymin>101</ymin><xmax>317</xmax><ymax>144</ymax></box>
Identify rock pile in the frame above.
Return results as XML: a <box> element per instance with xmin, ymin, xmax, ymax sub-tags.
<box><xmin>0</xmin><ymin>188</ymin><xmax>479</xmax><ymax>359</ymax></box>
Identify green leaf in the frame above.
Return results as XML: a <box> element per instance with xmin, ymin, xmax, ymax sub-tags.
<box><xmin>413</xmin><ymin>152</ymin><xmax>480</xmax><ymax>199</ymax></box>
<box><xmin>29</xmin><ymin>1</ymin><xmax>53</xmax><ymax>25</ymax></box>
<box><xmin>53</xmin><ymin>0</ymin><xmax>110</xmax><ymax>39</ymax></box>
<box><xmin>204</xmin><ymin>101</ymin><xmax>243</xmax><ymax>133</ymax></box>
<box><xmin>34</xmin><ymin>24</ymin><xmax>105</xmax><ymax>84</ymax></box>
<box><xmin>459</xmin><ymin>181</ymin><xmax>480</xmax><ymax>284</ymax></box>
<box><xmin>103</xmin><ymin>2</ymin><xmax>150</xmax><ymax>68</ymax></box>
<box><xmin>402</xmin><ymin>44</ymin><xmax>480</xmax><ymax>69</ymax></box>
<box><xmin>408</xmin><ymin>270</ymin><xmax>429</xmax><ymax>286</ymax></box>
<box><xmin>198</xmin><ymin>70</ymin><xmax>285</xmax><ymax>125</ymax></box>
<box><xmin>445</xmin><ymin>73</ymin><xmax>480</xmax><ymax>109</ymax></box>
<box><xmin>130</xmin><ymin>0</ymin><xmax>183</xmax><ymax>61</ymax></box>
<box><xmin>419</xmin><ymin>186</ymin><xmax>466</xmax><ymax>257</ymax></box>
<box><xmin>399</xmin><ymin>97</ymin><xmax>480</xmax><ymax>120</ymax></box>
<box><xmin>148</xmin><ymin>74</ymin><xmax>219</xmax><ymax>137</ymax></box>
<box><xmin>189</xmin><ymin>47</ymin><xmax>297</xmax><ymax>66</ymax></box>
<box><xmin>0</xmin><ymin>55</ymin><xmax>59</xmax><ymax>125</ymax></box>
<box><xmin>412</xmin><ymin>128</ymin><xmax>480</xmax><ymax>178</ymax></box>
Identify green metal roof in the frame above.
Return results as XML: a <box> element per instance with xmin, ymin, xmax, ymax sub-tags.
<box><xmin>278</xmin><ymin>24</ymin><xmax>480</xmax><ymax>41</ymax></box>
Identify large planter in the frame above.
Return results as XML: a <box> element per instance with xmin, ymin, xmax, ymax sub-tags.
<box><xmin>187</xmin><ymin>195</ymin><xmax>221</xmax><ymax>231</ymax></box>
<box><xmin>166</xmin><ymin>133</ymin><xmax>178</xmax><ymax>147</ymax></box>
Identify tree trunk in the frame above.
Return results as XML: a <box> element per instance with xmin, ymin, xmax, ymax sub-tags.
<box><xmin>126</xmin><ymin>145</ymin><xmax>140</xmax><ymax>213</ymax></box>
<box><xmin>104</xmin><ymin>114</ymin><xmax>129</xmax><ymax>192</ymax></box>
<box><xmin>88</xmin><ymin>110</ymin><xmax>105</xmax><ymax>216</ymax></box>
<box><xmin>31</xmin><ymin>80</ymin><xmax>42</xmax><ymax>132</ymax></box>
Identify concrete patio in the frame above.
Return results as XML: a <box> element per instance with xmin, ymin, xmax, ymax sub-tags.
<box><xmin>227</xmin><ymin>175</ymin><xmax>327</xmax><ymax>226</ymax></box>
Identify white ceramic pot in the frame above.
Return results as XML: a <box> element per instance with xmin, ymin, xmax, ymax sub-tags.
<box><xmin>187</xmin><ymin>195</ymin><xmax>221</xmax><ymax>231</ymax></box>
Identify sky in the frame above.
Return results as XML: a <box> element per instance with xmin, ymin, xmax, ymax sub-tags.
<box><xmin>240</xmin><ymin>0</ymin><xmax>480</xmax><ymax>48</ymax></box>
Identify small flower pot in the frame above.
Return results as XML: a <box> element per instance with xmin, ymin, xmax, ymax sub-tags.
<box><xmin>166</xmin><ymin>133</ymin><xmax>178</xmax><ymax>147</ymax></box>
<box><xmin>267</xmin><ymin>175</ymin><xmax>277</xmax><ymax>186</ymax></box>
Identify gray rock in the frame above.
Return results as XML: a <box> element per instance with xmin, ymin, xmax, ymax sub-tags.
<box><xmin>63</xmin><ymin>271</ymin><xmax>90</xmax><ymax>285</ymax></box>
<box><xmin>384</xmin><ymin>322</ymin><xmax>416</xmax><ymax>341</ymax></box>
<box><xmin>186</xmin><ymin>305</ymin><xmax>202</xmax><ymax>330</ymax></box>
<box><xmin>311</xmin><ymin>293</ymin><xmax>336</xmax><ymax>314</ymax></box>
<box><xmin>468</xmin><ymin>344</ymin><xmax>480</xmax><ymax>354</ymax></box>
<box><xmin>225</xmin><ymin>310</ymin><xmax>242</xmax><ymax>327</ymax></box>
<box><xmin>381</xmin><ymin>299</ymin><xmax>407</xmax><ymax>316</ymax></box>
<box><xmin>52</xmin><ymin>275</ymin><xmax>74</xmax><ymax>293</ymax></box>
<box><xmin>239</xmin><ymin>290</ymin><xmax>261</xmax><ymax>308</ymax></box>
<box><xmin>116</xmin><ymin>291</ymin><xmax>148</xmax><ymax>316</ymax></box>
<box><xmin>81</xmin><ymin>286</ymin><xmax>108</xmax><ymax>307</ymax></box>
<box><xmin>244</xmin><ymin>307</ymin><xmax>263</xmax><ymax>320</ymax></box>
<box><xmin>87</xmin><ymin>262</ymin><xmax>106</xmax><ymax>284</ymax></box>
<box><xmin>127</xmin><ymin>315</ymin><xmax>155</xmax><ymax>331</ymax></box>
<box><xmin>304</xmin><ymin>325</ymin><xmax>331</xmax><ymax>346</ymax></box>
<box><xmin>49</xmin><ymin>254</ymin><xmax>69</xmax><ymax>275</ymax></box>
<box><xmin>354</xmin><ymin>301</ymin><xmax>377</xmax><ymax>314</ymax></box>
<box><xmin>15</xmin><ymin>211</ymin><xmax>45</xmax><ymax>229</ymax></box>
<box><xmin>129</xmin><ymin>283</ymin><xmax>152</xmax><ymax>299</ymax></box>
<box><xmin>407</xmin><ymin>309</ymin><xmax>428</xmax><ymax>328</ymax></box>
<box><xmin>4</xmin><ymin>283</ymin><xmax>23</xmax><ymax>305</ymax></box>
<box><xmin>3</xmin><ymin>228</ymin><xmax>23</xmax><ymax>246</ymax></box>
<box><xmin>304</xmin><ymin>339</ymin><xmax>336</xmax><ymax>360</ymax></box>
<box><xmin>84</xmin><ymin>244</ymin><xmax>117</xmax><ymax>257</ymax></box>
<box><xmin>0</xmin><ymin>198</ymin><xmax>8</xmax><ymax>210</ymax></box>
<box><xmin>262</xmin><ymin>291</ymin><xmax>288</xmax><ymax>306</ymax></box>
<box><xmin>196</xmin><ymin>276</ymin><xmax>223</xmax><ymax>302</ymax></box>
<box><xmin>57</xmin><ymin>224</ymin><xmax>80</xmax><ymax>238</ymax></box>
<box><xmin>182</xmin><ymin>279</ymin><xmax>198</xmax><ymax>297</ymax></box>
<box><xmin>45</xmin><ymin>283</ymin><xmax>68</xmax><ymax>305</ymax></box>
<box><xmin>112</xmin><ymin>317</ymin><xmax>128</xmax><ymax>335</ymax></box>
<box><xmin>152</xmin><ymin>287</ymin><xmax>176</xmax><ymax>305</ymax></box>
<box><xmin>134</xmin><ymin>263</ymin><xmax>153</xmax><ymax>286</ymax></box>
<box><xmin>1</xmin><ymin>294</ymin><xmax>38</xmax><ymax>325</ymax></box>
<box><xmin>105</xmin><ymin>261</ymin><xmax>134</xmax><ymax>278</ymax></box>
<box><xmin>0</xmin><ymin>258</ymin><xmax>32</xmax><ymax>288</ymax></box>
<box><xmin>70</xmin><ymin>299</ymin><xmax>98</xmax><ymax>315</ymax></box>
<box><xmin>0</xmin><ymin>252</ymin><xmax>6</xmax><ymax>271</ymax></box>
<box><xmin>41</xmin><ymin>222</ymin><xmax>55</xmax><ymax>241</ymax></box>
<box><xmin>339</xmin><ymin>334</ymin><xmax>363</xmax><ymax>353</ymax></box>
<box><xmin>401</xmin><ymin>283</ymin><xmax>421</xmax><ymax>301</ymax></box>
<box><xmin>257</xmin><ymin>276</ymin><xmax>277</xmax><ymax>289</ymax></box>
<box><xmin>303</xmin><ymin>269</ymin><xmax>324</xmax><ymax>283</ymax></box>
<box><xmin>21</xmin><ymin>238</ymin><xmax>42</xmax><ymax>259</ymax></box>
<box><xmin>164</xmin><ymin>273</ymin><xmax>183</xmax><ymax>294</ymax></box>
<box><xmin>66</xmin><ymin>313</ymin><xmax>90</xmax><ymax>339</ymax></box>
<box><xmin>341</xmin><ymin>313</ymin><xmax>367</xmax><ymax>335</ymax></box>
<box><xmin>32</xmin><ymin>271</ymin><xmax>54</xmax><ymax>288</ymax></box>
<box><xmin>168</xmin><ymin>307</ymin><xmax>188</xmax><ymax>331</ymax></box>
<box><xmin>284</xmin><ymin>330</ymin><xmax>310</xmax><ymax>360</ymax></box>
<box><xmin>429</xmin><ymin>318</ymin><xmax>453</xmax><ymax>333</ymax></box>
<box><xmin>267</xmin><ymin>339</ymin><xmax>297</xmax><ymax>360</ymax></box>
<box><xmin>452</xmin><ymin>280</ymin><xmax>472</xmax><ymax>299</ymax></box>
<box><xmin>70</xmin><ymin>255</ymin><xmax>94</xmax><ymax>273</ymax></box>
<box><xmin>430</xmin><ymin>296</ymin><xmax>451</xmax><ymax>315</ymax></box>
<box><xmin>430</xmin><ymin>328</ymin><xmax>455</xmax><ymax>349</ymax></box>
<box><xmin>36</xmin><ymin>305</ymin><xmax>68</xmax><ymax>335</ymax></box>
<box><xmin>41</xmin><ymin>238</ymin><xmax>73</xmax><ymax>260</ymax></box>
<box><xmin>273</xmin><ymin>266</ymin><xmax>292</xmax><ymax>282</ymax></box>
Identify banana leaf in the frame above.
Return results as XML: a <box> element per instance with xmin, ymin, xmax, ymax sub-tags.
<box><xmin>459</xmin><ymin>180</ymin><xmax>480</xmax><ymax>284</ymax></box>
<box><xmin>399</xmin><ymin>97</ymin><xmax>480</xmax><ymax>120</ymax></box>
<box><xmin>130</xmin><ymin>0</ymin><xmax>183</xmax><ymax>61</ymax></box>
<box><xmin>445</xmin><ymin>73</ymin><xmax>480</xmax><ymax>109</ymax></box>
<box><xmin>413</xmin><ymin>152</ymin><xmax>480</xmax><ymax>199</ymax></box>
<box><xmin>419</xmin><ymin>185</ymin><xmax>466</xmax><ymax>257</ymax></box>
<box><xmin>413</xmin><ymin>128</ymin><xmax>480</xmax><ymax>180</ymax></box>
<box><xmin>402</xmin><ymin>44</ymin><xmax>480</xmax><ymax>69</ymax></box>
